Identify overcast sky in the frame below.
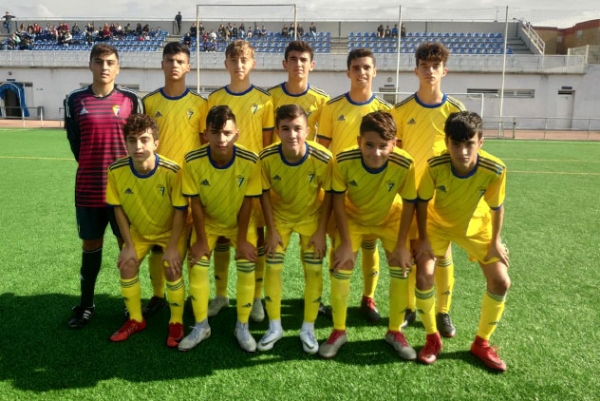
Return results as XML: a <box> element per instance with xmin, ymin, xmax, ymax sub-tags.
<box><xmin>7</xmin><ymin>1</ymin><xmax>599</xmax><ymax>28</ymax></box>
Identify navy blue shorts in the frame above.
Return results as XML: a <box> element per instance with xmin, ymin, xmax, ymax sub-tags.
<box><xmin>76</xmin><ymin>206</ymin><xmax>121</xmax><ymax>240</ymax></box>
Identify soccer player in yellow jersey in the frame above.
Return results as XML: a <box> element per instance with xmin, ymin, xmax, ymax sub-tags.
<box><xmin>207</xmin><ymin>40</ymin><xmax>274</xmax><ymax>323</ymax></box>
<box><xmin>415</xmin><ymin>111</ymin><xmax>510</xmax><ymax>372</ymax></box>
<box><xmin>319</xmin><ymin>111</ymin><xmax>417</xmax><ymax>360</ymax></box>
<box><xmin>391</xmin><ymin>42</ymin><xmax>466</xmax><ymax>335</ymax></box>
<box><xmin>317</xmin><ymin>48</ymin><xmax>391</xmax><ymax>323</ymax></box>
<box><xmin>106</xmin><ymin>114</ymin><xmax>188</xmax><ymax>346</ymax></box>
<box><xmin>268</xmin><ymin>41</ymin><xmax>330</xmax><ymax>142</ymax></box>
<box><xmin>258</xmin><ymin>105</ymin><xmax>332</xmax><ymax>354</ymax></box>
<box><xmin>142</xmin><ymin>42</ymin><xmax>208</xmax><ymax>320</ymax></box>
<box><xmin>180</xmin><ymin>105</ymin><xmax>262</xmax><ymax>353</ymax></box>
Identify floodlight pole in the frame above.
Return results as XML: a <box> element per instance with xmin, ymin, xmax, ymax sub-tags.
<box><xmin>395</xmin><ymin>5</ymin><xmax>402</xmax><ymax>105</ymax></box>
<box><xmin>499</xmin><ymin>5</ymin><xmax>509</xmax><ymax>138</ymax></box>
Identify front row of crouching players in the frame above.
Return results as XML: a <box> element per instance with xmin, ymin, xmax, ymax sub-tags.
<box><xmin>106</xmin><ymin>107</ymin><xmax>510</xmax><ymax>370</ymax></box>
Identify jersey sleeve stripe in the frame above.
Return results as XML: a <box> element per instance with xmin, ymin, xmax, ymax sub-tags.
<box><xmin>393</xmin><ymin>94</ymin><xmax>415</xmax><ymax>109</ymax></box>
<box><xmin>237</xmin><ymin>149</ymin><xmax>259</xmax><ymax>162</ymax></box>
<box><xmin>185</xmin><ymin>148</ymin><xmax>209</xmax><ymax>162</ymax></box>
<box><xmin>109</xmin><ymin>157</ymin><xmax>130</xmax><ymax>171</ymax></box>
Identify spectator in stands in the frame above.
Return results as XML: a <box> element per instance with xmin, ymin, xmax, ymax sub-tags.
<box><xmin>199</xmin><ymin>22</ymin><xmax>205</xmax><ymax>36</ymax></box>
<box><xmin>50</xmin><ymin>25</ymin><xmax>59</xmax><ymax>41</ymax></box>
<box><xmin>384</xmin><ymin>25</ymin><xmax>391</xmax><ymax>38</ymax></box>
<box><xmin>391</xmin><ymin>24</ymin><xmax>398</xmax><ymax>38</ymax></box>
<box><xmin>3</xmin><ymin>12</ymin><xmax>16</xmax><ymax>34</ymax></box>
<box><xmin>289</xmin><ymin>23</ymin><xmax>295</xmax><ymax>38</ymax></box>
<box><xmin>124</xmin><ymin>23</ymin><xmax>132</xmax><ymax>34</ymax></box>
<box><xmin>377</xmin><ymin>24</ymin><xmax>384</xmax><ymax>38</ymax></box>
<box><xmin>261</xmin><ymin>25</ymin><xmax>267</xmax><ymax>37</ymax></box>
<box><xmin>190</xmin><ymin>23</ymin><xmax>197</xmax><ymax>37</ymax></box>
<box><xmin>218</xmin><ymin>24</ymin><xmax>226</xmax><ymax>39</ymax></box>
<box><xmin>239</xmin><ymin>23</ymin><xmax>246</xmax><ymax>38</ymax></box>
<box><xmin>297</xmin><ymin>24</ymin><xmax>304</xmax><ymax>38</ymax></box>
<box><xmin>183</xmin><ymin>32</ymin><xmax>192</xmax><ymax>47</ymax></box>
<box><xmin>254</xmin><ymin>24</ymin><xmax>260</xmax><ymax>37</ymax></box>
<box><xmin>232</xmin><ymin>25</ymin><xmax>238</xmax><ymax>39</ymax></box>
<box><xmin>175</xmin><ymin>11</ymin><xmax>182</xmax><ymax>35</ymax></box>
<box><xmin>142</xmin><ymin>24</ymin><xmax>150</xmax><ymax>35</ymax></box>
<box><xmin>72</xmin><ymin>23</ymin><xmax>81</xmax><ymax>36</ymax></box>
<box><xmin>401</xmin><ymin>23</ymin><xmax>406</xmax><ymax>38</ymax></box>
<box><xmin>309</xmin><ymin>22</ymin><xmax>317</xmax><ymax>38</ymax></box>
<box><xmin>136</xmin><ymin>23</ymin><xmax>143</xmax><ymax>36</ymax></box>
<box><xmin>19</xmin><ymin>35</ymin><xmax>33</xmax><ymax>50</ymax></box>
<box><xmin>33</xmin><ymin>23</ymin><xmax>41</xmax><ymax>35</ymax></box>
<box><xmin>209</xmin><ymin>30</ymin><xmax>217</xmax><ymax>41</ymax></box>
<box><xmin>281</xmin><ymin>24</ymin><xmax>289</xmax><ymax>38</ymax></box>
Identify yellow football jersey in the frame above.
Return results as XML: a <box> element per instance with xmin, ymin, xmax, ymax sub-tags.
<box><xmin>182</xmin><ymin>144</ymin><xmax>261</xmax><ymax>230</ymax></box>
<box><xmin>207</xmin><ymin>85</ymin><xmax>274</xmax><ymax>153</ymax></box>
<box><xmin>418</xmin><ymin>149</ymin><xmax>506</xmax><ymax>235</ymax></box>
<box><xmin>268</xmin><ymin>83</ymin><xmax>330</xmax><ymax>141</ymax></box>
<box><xmin>260</xmin><ymin>141</ymin><xmax>332</xmax><ymax>224</ymax></box>
<box><xmin>391</xmin><ymin>93</ymin><xmax>465</xmax><ymax>183</ymax></box>
<box><xmin>329</xmin><ymin>147</ymin><xmax>417</xmax><ymax>226</ymax></box>
<box><xmin>318</xmin><ymin>93</ymin><xmax>391</xmax><ymax>156</ymax></box>
<box><xmin>143</xmin><ymin>88</ymin><xmax>208</xmax><ymax>166</ymax></box>
<box><xmin>106</xmin><ymin>154</ymin><xmax>187</xmax><ymax>240</ymax></box>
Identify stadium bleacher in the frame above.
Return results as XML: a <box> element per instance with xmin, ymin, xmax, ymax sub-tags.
<box><xmin>347</xmin><ymin>31</ymin><xmax>511</xmax><ymax>54</ymax></box>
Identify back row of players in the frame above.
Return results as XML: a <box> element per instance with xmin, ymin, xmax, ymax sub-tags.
<box><xmin>65</xmin><ymin>39</ymin><xmax>510</xmax><ymax>371</ymax></box>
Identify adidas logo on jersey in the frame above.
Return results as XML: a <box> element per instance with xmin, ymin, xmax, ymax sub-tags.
<box><xmin>436</xmin><ymin>185</ymin><xmax>447</xmax><ymax>193</ymax></box>
<box><xmin>273</xmin><ymin>175</ymin><xmax>281</xmax><ymax>181</ymax></box>
<box><xmin>349</xmin><ymin>180</ymin><xmax>358</xmax><ymax>187</ymax></box>
<box><xmin>201</xmin><ymin>179</ymin><xmax>210</xmax><ymax>186</ymax></box>
<box><xmin>155</xmin><ymin>111</ymin><xmax>163</xmax><ymax>117</ymax></box>
<box><xmin>337</xmin><ymin>115</ymin><xmax>346</xmax><ymax>122</ymax></box>
<box><xmin>408</xmin><ymin>118</ymin><xmax>416</xmax><ymax>125</ymax></box>
<box><xmin>125</xmin><ymin>188</ymin><xmax>134</xmax><ymax>194</ymax></box>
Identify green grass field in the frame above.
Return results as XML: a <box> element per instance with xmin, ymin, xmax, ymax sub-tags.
<box><xmin>1</xmin><ymin>128</ymin><xmax>599</xmax><ymax>400</ymax></box>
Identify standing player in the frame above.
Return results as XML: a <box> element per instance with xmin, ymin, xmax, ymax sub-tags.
<box><xmin>65</xmin><ymin>43</ymin><xmax>143</xmax><ymax>328</ymax></box>
<box><xmin>258</xmin><ymin>105</ymin><xmax>332</xmax><ymax>354</ymax></box>
<box><xmin>317</xmin><ymin>48</ymin><xmax>391</xmax><ymax>323</ymax></box>
<box><xmin>143</xmin><ymin>42</ymin><xmax>207</xmax><ymax>330</ymax></box>
<box><xmin>180</xmin><ymin>105</ymin><xmax>261</xmax><ymax>352</ymax></box>
<box><xmin>415</xmin><ymin>111</ymin><xmax>510</xmax><ymax>371</ymax></box>
<box><xmin>206</xmin><ymin>40</ymin><xmax>274</xmax><ymax>323</ymax></box>
<box><xmin>391</xmin><ymin>42</ymin><xmax>465</xmax><ymax>335</ymax></box>
<box><xmin>319</xmin><ymin>111</ymin><xmax>416</xmax><ymax>360</ymax></box>
<box><xmin>268</xmin><ymin>40</ymin><xmax>329</xmax><ymax>142</ymax></box>
<box><xmin>106</xmin><ymin>114</ymin><xmax>188</xmax><ymax>346</ymax></box>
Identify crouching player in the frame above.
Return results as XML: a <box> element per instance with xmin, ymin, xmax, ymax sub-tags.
<box><xmin>415</xmin><ymin>111</ymin><xmax>510</xmax><ymax>371</ymax></box>
<box><xmin>180</xmin><ymin>105</ymin><xmax>261</xmax><ymax>352</ymax></box>
<box><xmin>106</xmin><ymin>114</ymin><xmax>188</xmax><ymax>346</ymax></box>
<box><xmin>319</xmin><ymin>111</ymin><xmax>417</xmax><ymax>360</ymax></box>
<box><xmin>258</xmin><ymin>104</ymin><xmax>332</xmax><ymax>354</ymax></box>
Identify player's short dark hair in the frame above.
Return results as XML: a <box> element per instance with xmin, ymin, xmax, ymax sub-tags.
<box><xmin>284</xmin><ymin>40</ymin><xmax>314</xmax><ymax>61</ymax></box>
<box><xmin>275</xmin><ymin>104</ymin><xmax>308</xmax><ymax>129</ymax></box>
<box><xmin>445</xmin><ymin>111</ymin><xmax>483</xmax><ymax>141</ymax></box>
<box><xmin>347</xmin><ymin>48</ymin><xmax>376</xmax><ymax>69</ymax></box>
<box><xmin>226</xmin><ymin>39</ymin><xmax>254</xmax><ymax>58</ymax></box>
<box><xmin>124</xmin><ymin>114</ymin><xmax>159</xmax><ymax>140</ymax></box>
<box><xmin>415</xmin><ymin>42</ymin><xmax>450</xmax><ymax>67</ymax></box>
<box><xmin>360</xmin><ymin>111</ymin><xmax>396</xmax><ymax>141</ymax></box>
<box><xmin>206</xmin><ymin>105</ymin><xmax>237</xmax><ymax>131</ymax></box>
<box><xmin>89</xmin><ymin>43</ymin><xmax>119</xmax><ymax>62</ymax></box>
<box><xmin>163</xmin><ymin>41</ymin><xmax>190</xmax><ymax>59</ymax></box>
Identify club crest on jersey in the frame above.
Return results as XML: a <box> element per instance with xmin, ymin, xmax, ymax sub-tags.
<box><xmin>308</xmin><ymin>173</ymin><xmax>315</xmax><ymax>183</ymax></box>
<box><xmin>236</xmin><ymin>175</ymin><xmax>245</xmax><ymax>187</ymax></box>
<box><xmin>187</xmin><ymin>109</ymin><xmax>194</xmax><ymax>120</ymax></box>
<box><xmin>158</xmin><ymin>186</ymin><xmax>165</xmax><ymax>196</ymax></box>
<box><xmin>251</xmin><ymin>104</ymin><xmax>259</xmax><ymax>114</ymax></box>
<box><xmin>112</xmin><ymin>105</ymin><xmax>121</xmax><ymax>116</ymax></box>
<box><xmin>387</xmin><ymin>182</ymin><xmax>395</xmax><ymax>192</ymax></box>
